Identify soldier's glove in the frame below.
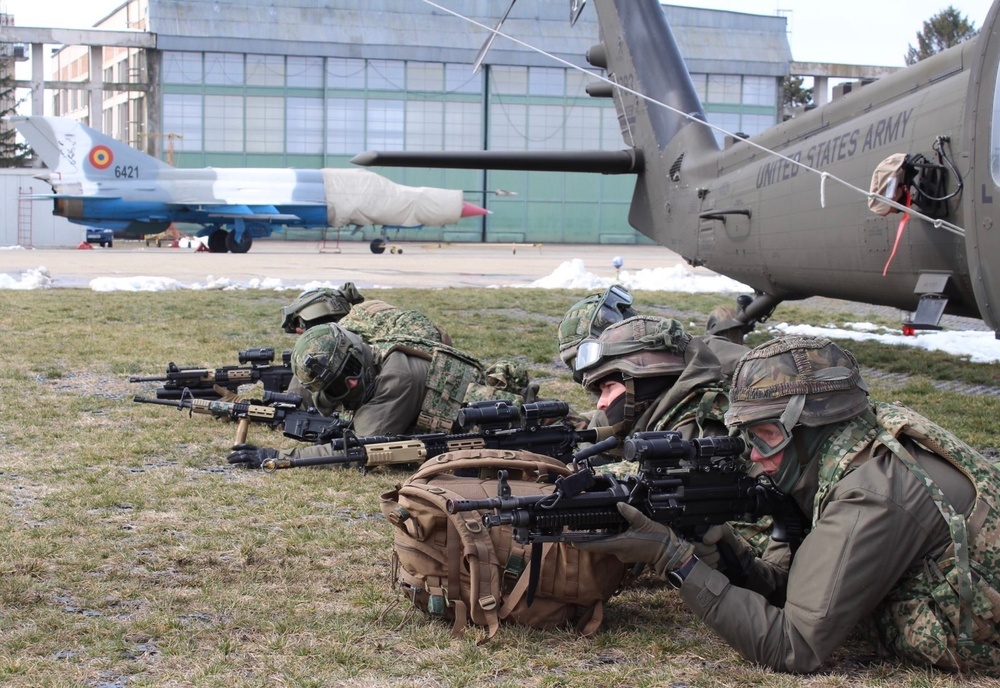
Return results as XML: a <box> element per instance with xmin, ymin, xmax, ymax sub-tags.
<box><xmin>574</xmin><ymin>502</ymin><xmax>694</xmax><ymax>578</ymax></box>
<box><xmin>692</xmin><ymin>524</ymin><xmax>755</xmax><ymax>582</ymax></box>
<box><xmin>227</xmin><ymin>444</ymin><xmax>278</xmax><ymax>469</ymax></box>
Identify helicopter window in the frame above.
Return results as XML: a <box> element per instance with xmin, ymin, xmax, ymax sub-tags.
<box><xmin>993</xmin><ymin>65</ymin><xmax>1000</xmax><ymax>184</ymax></box>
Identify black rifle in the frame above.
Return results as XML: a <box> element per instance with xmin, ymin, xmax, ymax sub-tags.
<box><xmin>128</xmin><ymin>347</ymin><xmax>294</xmax><ymax>400</ymax></box>
<box><xmin>133</xmin><ymin>390</ymin><xmax>350</xmax><ymax>444</ymax></box>
<box><xmin>447</xmin><ymin>431</ymin><xmax>810</xmax><ymax>603</ymax></box>
<box><xmin>258</xmin><ymin>399</ymin><xmax>618</xmax><ymax>472</ymax></box>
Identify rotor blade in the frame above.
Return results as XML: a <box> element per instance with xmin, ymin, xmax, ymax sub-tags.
<box><xmin>570</xmin><ymin>0</ymin><xmax>587</xmax><ymax>25</ymax></box>
<box><xmin>472</xmin><ymin>0</ymin><xmax>518</xmax><ymax>75</ymax></box>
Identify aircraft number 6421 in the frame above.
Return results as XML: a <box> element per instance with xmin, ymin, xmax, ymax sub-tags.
<box><xmin>114</xmin><ymin>165</ymin><xmax>139</xmax><ymax>179</ymax></box>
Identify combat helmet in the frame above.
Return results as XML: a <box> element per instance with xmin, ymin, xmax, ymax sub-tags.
<box><xmin>724</xmin><ymin>335</ymin><xmax>869</xmax><ymax>433</ymax></box>
<box><xmin>291</xmin><ymin>322</ymin><xmax>377</xmax><ymax>409</ymax></box>
<box><xmin>280</xmin><ymin>283</ymin><xmax>365</xmax><ymax>333</ymax></box>
<box><xmin>557</xmin><ymin>284</ymin><xmax>638</xmax><ymax>379</ymax></box>
<box><xmin>576</xmin><ymin>315</ymin><xmax>690</xmax><ymax>393</ymax></box>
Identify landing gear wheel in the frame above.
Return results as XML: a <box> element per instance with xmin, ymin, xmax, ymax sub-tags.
<box><xmin>226</xmin><ymin>231</ymin><xmax>253</xmax><ymax>254</ymax></box>
<box><xmin>370</xmin><ymin>238</ymin><xmax>387</xmax><ymax>254</ymax></box>
<box><xmin>390</xmin><ymin>246</ymin><xmax>403</xmax><ymax>254</ymax></box>
<box><xmin>208</xmin><ymin>230</ymin><xmax>228</xmax><ymax>253</ymax></box>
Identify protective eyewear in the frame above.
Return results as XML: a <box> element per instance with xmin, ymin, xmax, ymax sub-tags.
<box><xmin>588</xmin><ymin>284</ymin><xmax>634</xmax><ymax>335</ymax></box>
<box><xmin>741</xmin><ymin>420</ymin><xmax>793</xmax><ymax>458</ymax></box>
<box><xmin>574</xmin><ymin>337</ymin><xmax>647</xmax><ymax>373</ymax></box>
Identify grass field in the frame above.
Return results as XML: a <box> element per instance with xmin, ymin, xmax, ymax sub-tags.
<box><xmin>1</xmin><ymin>287</ymin><xmax>999</xmax><ymax>687</ymax></box>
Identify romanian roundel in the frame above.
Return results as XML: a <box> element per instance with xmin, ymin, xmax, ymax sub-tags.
<box><xmin>88</xmin><ymin>145</ymin><xmax>114</xmax><ymax>170</ymax></box>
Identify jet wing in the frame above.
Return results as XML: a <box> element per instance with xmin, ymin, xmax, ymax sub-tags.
<box><xmin>176</xmin><ymin>203</ymin><xmax>304</xmax><ymax>223</ymax></box>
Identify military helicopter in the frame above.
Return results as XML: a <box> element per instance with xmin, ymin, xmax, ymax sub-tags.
<box><xmin>353</xmin><ymin>0</ymin><xmax>1000</xmax><ymax>337</ymax></box>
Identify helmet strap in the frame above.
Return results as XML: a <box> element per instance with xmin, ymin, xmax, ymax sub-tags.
<box><xmin>779</xmin><ymin>394</ymin><xmax>806</xmax><ymax>433</ymax></box>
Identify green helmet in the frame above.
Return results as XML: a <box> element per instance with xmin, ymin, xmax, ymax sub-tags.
<box><xmin>557</xmin><ymin>284</ymin><xmax>638</xmax><ymax>375</ymax></box>
<box><xmin>577</xmin><ymin>315</ymin><xmax>690</xmax><ymax>393</ymax></box>
<box><xmin>705</xmin><ymin>305</ymin><xmax>748</xmax><ymax>344</ymax></box>
<box><xmin>724</xmin><ymin>335</ymin><xmax>869</xmax><ymax>432</ymax></box>
<box><xmin>291</xmin><ymin>322</ymin><xmax>377</xmax><ymax>409</ymax></box>
<box><xmin>280</xmin><ymin>283</ymin><xmax>365</xmax><ymax>333</ymax></box>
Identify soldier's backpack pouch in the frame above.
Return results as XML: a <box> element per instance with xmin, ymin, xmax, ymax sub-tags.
<box><xmin>379</xmin><ymin>448</ymin><xmax>626</xmax><ymax>641</ymax></box>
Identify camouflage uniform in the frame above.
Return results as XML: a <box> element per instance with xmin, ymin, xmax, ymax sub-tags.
<box><xmin>278</xmin><ymin>324</ymin><xmax>484</xmax><ymax>461</ymax></box>
<box><xmin>579</xmin><ymin>315</ymin><xmax>746</xmax><ymax>450</ymax></box>
<box><xmin>339</xmin><ymin>300</ymin><xmax>452</xmax><ymax>346</ymax></box>
<box><xmin>676</xmin><ymin>335</ymin><xmax>999</xmax><ymax>672</ymax></box>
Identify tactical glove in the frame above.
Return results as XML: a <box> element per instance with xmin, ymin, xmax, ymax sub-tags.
<box><xmin>692</xmin><ymin>523</ymin><xmax>755</xmax><ymax>583</ymax></box>
<box><xmin>574</xmin><ymin>502</ymin><xmax>694</xmax><ymax>578</ymax></box>
<box><xmin>227</xmin><ymin>444</ymin><xmax>279</xmax><ymax>469</ymax></box>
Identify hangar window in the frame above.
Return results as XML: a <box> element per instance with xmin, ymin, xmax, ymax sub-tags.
<box><xmin>529</xmin><ymin>68</ymin><xmax>564</xmax><ymax>96</ymax></box>
<box><xmin>367</xmin><ymin>99</ymin><xmax>405</xmax><ymax>149</ymax></box>
<box><xmin>444</xmin><ymin>101</ymin><xmax>482</xmax><ymax>150</ymax></box>
<box><xmin>204</xmin><ymin>95</ymin><xmax>244</xmax><ymax>152</ymax></box>
<box><xmin>205</xmin><ymin>53</ymin><xmax>243</xmax><ymax>86</ymax></box>
<box><xmin>707</xmin><ymin>75</ymin><xmax>741</xmax><ymax>104</ymax></box>
<box><xmin>368</xmin><ymin>60</ymin><xmax>405</xmax><ymax>91</ymax></box>
<box><xmin>490</xmin><ymin>103</ymin><xmax>527</xmax><ymax>151</ymax></box>
<box><xmin>163</xmin><ymin>94</ymin><xmax>203</xmax><ymax>151</ymax></box>
<box><xmin>246</xmin><ymin>55</ymin><xmax>285</xmax><ymax>87</ymax></box>
<box><xmin>287</xmin><ymin>57</ymin><xmax>323</xmax><ymax>89</ymax></box>
<box><xmin>162</xmin><ymin>52</ymin><xmax>202</xmax><ymax>84</ymax></box>
<box><xmin>742</xmin><ymin>76</ymin><xmax>777</xmax><ymax>107</ymax></box>
<box><xmin>407</xmin><ymin>62</ymin><xmax>443</xmax><ymax>92</ymax></box>
<box><xmin>327</xmin><ymin>58</ymin><xmax>366</xmax><ymax>90</ymax></box>
<box><xmin>445</xmin><ymin>64</ymin><xmax>481</xmax><ymax>94</ymax></box>
<box><xmin>326</xmin><ymin>98</ymin><xmax>365</xmax><ymax>154</ymax></box>
<box><xmin>286</xmin><ymin>97</ymin><xmax>324</xmax><ymax>154</ymax></box>
<box><xmin>494</xmin><ymin>67</ymin><xmax>528</xmax><ymax>95</ymax></box>
<box><xmin>246</xmin><ymin>96</ymin><xmax>284</xmax><ymax>153</ymax></box>
<box><xmin>405</xmin><ymin>101</ymin><xmax>444</xmax><ymax>150</ymax></box>
<box><xmin>564</xmin><ymin>106</ymin><xmax>601</xmax><ymax>151</ymax></box>
<box><xmin>528</xmin><ymin>104</ymin><xmax>566</xmax><ymax>151</ymax></box>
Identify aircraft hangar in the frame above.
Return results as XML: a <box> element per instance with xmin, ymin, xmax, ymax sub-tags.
<box><xmin>2</xmin><ymin>0</ymin><xmax>792</xmax><ymax>247</ymax></box>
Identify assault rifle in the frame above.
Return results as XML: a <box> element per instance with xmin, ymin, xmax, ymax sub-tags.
<box><xmin>128</xmin><ymin>347</ymin><xmax>294</xmax><ymax>400</ymax></box>
<box><xmin>133</xmin><ymin>390</ymin><xmax>350</xmax><ymax>444</ymax></box>
<box><xmin>447</xmin><ymin>431</ymin><xmax>809</xmax><ymax>602</ymax></box>
<box><xmin>259</xmin><ymin>399</ymin><xmax>618</xmax><ymax>472</ymax></box>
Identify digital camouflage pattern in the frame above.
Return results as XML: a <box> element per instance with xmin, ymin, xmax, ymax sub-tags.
<box><xmin>815</xmin><ymin>401</ymin><xmax>1000</xmax><ymax>670</ymax></box>
<box><xmin>290</xmin><ymin>323</ymin><xmax>371</xmax><ymax>394</ymax></box>
<box><xmin>339</xmin><ymin>300</ymin><xmax>450</xmax><ymax>344</ymax></box>
<box><xmin>725</xmin><ymin>335</ymin><xmax>869</xmax><ymax>429</ymax></box>
<box><xmin>557</xmin><ymin>286</ymin><xmax>637</xmax><ymax>369</ymax></box>
<box><xmin>369</xmin><ymin>334</ymin><xmax>485</xmax><ymax>433</ymax></box>
<box><xmin>280</xmin><ymin>283</ymin><xmax>365</xmax><ymax>333</ymax></box>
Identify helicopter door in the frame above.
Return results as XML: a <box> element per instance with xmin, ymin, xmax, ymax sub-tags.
<box><xmin>965</xmin><ymin>0</ymin><xmax>1000</xmax><ymax>335</ymax></box>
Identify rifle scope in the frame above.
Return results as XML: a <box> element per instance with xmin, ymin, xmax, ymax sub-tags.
<box><xmin>239</xmin><ymin>347</ymin><xmax>276</xmax><ymax>365</ymax></box>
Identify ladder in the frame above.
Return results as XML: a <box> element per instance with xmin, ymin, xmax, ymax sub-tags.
<box><xmin>17</xmin><ymin>186</ymin><xmax>33</xmax><ymax>248</ymax></box>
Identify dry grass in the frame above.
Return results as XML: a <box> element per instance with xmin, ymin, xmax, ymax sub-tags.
<box><xmin>1</xmin><ymin>288</ymin><xmax>998</xmax><ymax>687</ymax></box>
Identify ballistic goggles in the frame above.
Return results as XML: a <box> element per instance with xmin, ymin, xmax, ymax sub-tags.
<box><xmin>574</xmin><ymin>337</ymin><xmax>650</xmax><ymax>373</ymax></box>
<box><xmin>741</xmin><ymin>420</ymin><xmax>793</xmax><ymax>458</ymax></box>
<box><xmin>589</xmin><ymin>284</ymin><xmax>634</xmax><ymax>334</ymax></box>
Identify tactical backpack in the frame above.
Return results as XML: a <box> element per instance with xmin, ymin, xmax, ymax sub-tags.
<box><xmin>379</xmin><ymin>448</ymin><xmax>627</xmax><ymax>640</ymax></box>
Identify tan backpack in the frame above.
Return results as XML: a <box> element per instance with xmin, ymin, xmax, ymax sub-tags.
<box><xmin>379</xmin><ymin>448</ymin><xmax>627</xmax><ymax>640</ymax></box>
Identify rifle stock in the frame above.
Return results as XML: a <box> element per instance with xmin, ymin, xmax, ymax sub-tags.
<box><xmin>129</xmin><ymin>348</ymin><xmax>294</xmax><ymax>400</ymax></box>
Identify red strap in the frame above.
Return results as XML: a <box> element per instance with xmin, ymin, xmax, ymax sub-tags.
<box><xmin>882</xmin><ymin>187</ymin><xmax>912</xmax><ymax>277</ymax></box>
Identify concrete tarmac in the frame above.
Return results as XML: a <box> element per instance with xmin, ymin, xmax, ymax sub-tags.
<box><xmin>0</xmin><ymin>239</ymin><xmax>709</xmax><ymax>289</ymax></box>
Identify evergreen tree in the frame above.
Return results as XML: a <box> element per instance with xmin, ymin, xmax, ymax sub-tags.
<box><xmin>782</xmin><ymin>75</ymin><xmax>813</xmax><ymax>109</ymax></box>
<box><xmin>905</xmin><ymin>6</ymin><xmax>978</xmax><ymax>65</ymax></box>
<box><xmin>0</xmin><ymin>66</ymin><xmax>29</xmax><ymax>167</ymax></box>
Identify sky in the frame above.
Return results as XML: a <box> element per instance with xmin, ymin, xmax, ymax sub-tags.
<box><xmin>3</xmin><ymin>249</ymin><xmax>1000</xmax><ymax>364</ymax></box>
<box><xmin>0</xmin><ymin>0</ymin><xmax>995</xmax><ymax>68</ymax></box>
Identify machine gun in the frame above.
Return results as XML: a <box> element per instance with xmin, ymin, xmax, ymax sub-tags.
<box><xmin>128</xmin><ymin>347</ymin><xmax>294</xmax><ymax>400</ymax></box>
<box><xmin>133</xmin><ymin>389</ymin><xmax>350</xmax><ymax>444</ymax></box>
<box><xmin>258</xmin><ymin>399</ymin><xmax>617</xmax><ymax>472</ymax></box>
<box><xmin>447</xmin><ymin>431</ymin><xmax>810</xmax><ymax>602</ymax></box>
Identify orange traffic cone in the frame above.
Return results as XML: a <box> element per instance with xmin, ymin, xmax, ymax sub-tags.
<box><xmin>77</xmin><ymin>241</ymin><xmax>94</xmax><ymax>250</ymax></box>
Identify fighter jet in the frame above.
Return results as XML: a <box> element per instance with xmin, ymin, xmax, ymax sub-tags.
<box><xmin>354</xmin><ymin>0</ymin><xmax>1000</xmax><ymax>335</ymax></box>
<box><xmin>12</xmin><ymin>115</ymin><xmax>488</xmax><ymax>254</ymax></box>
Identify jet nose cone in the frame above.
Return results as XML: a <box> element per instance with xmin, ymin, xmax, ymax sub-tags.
<box><xmin>460</xmin><ymin>201</ymin><xmax>490</xmax><ymax>218</ymax></box>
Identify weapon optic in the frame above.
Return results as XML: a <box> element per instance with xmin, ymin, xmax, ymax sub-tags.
<box><xmin>258</xmin><ymin>399</ymin><xmax>617</xmax><ymax>472</ymax></box>
<box><xmin>446</xmin><ymin>430</ymin><xmax>809</xmax><ymax>605</ymax></box>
